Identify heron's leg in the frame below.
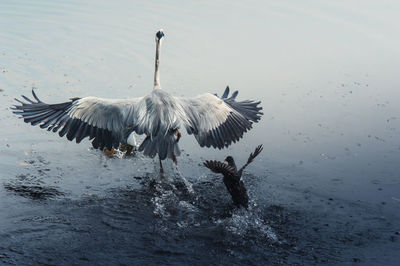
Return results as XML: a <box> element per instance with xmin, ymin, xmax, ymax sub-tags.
<box><xmin>173</xmin><ymin>164</ymin><xmax>194</xmax><ymax>194</ymax></box>
<box><xmin>175</xmin><ymin>129</ymin><xmax>181</xmax><ymax>142</ymax></box>
<box><xmin>159</xmin><ymin>155</ymin><xmax>164</xmax><ymax>176</ymax></box>
<box><xmin>171</xmin><ymin>129</ymin><xmax>180</xmax><ymax>165</ymax></box>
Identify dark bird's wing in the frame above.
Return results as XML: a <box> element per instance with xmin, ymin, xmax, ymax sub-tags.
<box><xmin>204</xmin><ymin>159</ymin><xmax>250</xmax><ymax>208</ymax></box>
<box><xmin>203</xmin><ymin>160</ymin><xmax>236</xmax><ymax>177</ymax></box>
<box><xmin>204</xmin><ymin>160</ymin><xmax>250</xmax><ymax>208</ymax></box>
<box><xmin>177</xmin><ymin>86</ymin><xmax>263</xmax><ymax>149</ymax></box>
<box><xmin>237</xmin><ymin>144</ymin><xmax>263</xmax><ymax>176</ymax></box>
<box><xmin>12</xmin><ymin>90</ymin><xmax>142</xmax><ymax>150</ymax></box>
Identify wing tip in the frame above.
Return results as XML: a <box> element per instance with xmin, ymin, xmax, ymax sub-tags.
<box><xmin>221</xmin><ymin>86</ymin><xmax>230</xmax><ymax>99</ymax></box>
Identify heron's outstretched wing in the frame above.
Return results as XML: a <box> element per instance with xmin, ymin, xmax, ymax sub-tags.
<box><xmin>178</xmin><ymin>86</ymin><xmax>263</xmax><ymax>149</ymax></box>
<box><xmin>204</xmin><ymin>160</ymin><xmax>236</xmax><ymax>177</ymax></box>
<box><xmin>12</xmin><ymin>90</ymin><xmax>142</xmax><ymax>150</ymax></box>
<box><xmin>237</xmin><ymin>144</ymin><xmax>263</xmax><ymax>176</ymax></box>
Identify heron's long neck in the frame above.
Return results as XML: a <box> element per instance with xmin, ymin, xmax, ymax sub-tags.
<box><xmin>153</xmin><ymin>40</ymin><xmax>162</xmax><ymax>89</ymax></box>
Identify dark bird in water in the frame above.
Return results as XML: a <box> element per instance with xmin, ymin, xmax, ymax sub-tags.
<box><xmin>11</xmin><ymin>29</ymin><xmax>263</xmax><ymax>175</ymax></box>
<box><xmin>204</xmin><ymin>145</ymin><xmax>263</xmax><ymax>208</ymax></box>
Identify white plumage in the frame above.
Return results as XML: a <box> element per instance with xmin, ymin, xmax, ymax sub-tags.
<box><xmin>13</xmin><ymin>29</ymin><xmax>263</xmax><ymax>164</ymax></box>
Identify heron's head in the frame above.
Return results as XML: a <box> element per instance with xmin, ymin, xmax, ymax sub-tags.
<box><xmin>224</xmin><ymin>156</ymin><xmax>235</xmax><ymax>166</ymax></box>
<box><xmin>155</xmin><ymin>29</ymin><xmax>165</xmax><ymax>43</ymax></box>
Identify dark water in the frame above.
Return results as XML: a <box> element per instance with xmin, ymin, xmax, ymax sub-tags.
<box><xmin>1</xmin><ymin>0</ymin><xmax>400</xmax><ymax>265</ymax></box>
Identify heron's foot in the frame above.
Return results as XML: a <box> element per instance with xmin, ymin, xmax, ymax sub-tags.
<box><xmin>103</xmin><ymin>148</ymin><xmax>115</xmax><ymax>157</ymax></box>
<box><xmin>119</xmin><ymin>144</ymin><xmax>137</xmax><ymax>156</ymax></box>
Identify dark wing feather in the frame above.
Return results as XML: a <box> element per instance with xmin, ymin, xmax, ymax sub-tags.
<box><xmin>179</xmin><ymin>86</ymin><xmax>263</xmax><ymax>149</ymax></box>
<box><xmin>12</xmin><ymin>90</ymin><xmax>139</xmax><ymax>150</ymax></box>
<box><xmin>238</xmin><ymin>144</ymin><xmax>263</xmax><ymax>176</ymax></box>
<box><xmin>203</xmin><ymin>160</ymin><xmax>236</xmax><ymax>177</ymax></box>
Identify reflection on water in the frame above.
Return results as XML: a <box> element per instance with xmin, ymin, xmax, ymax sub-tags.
<box><xmin>1</xmin><ymin>0</ymin><xmax>400</xmax><ymax>264</ymax></box>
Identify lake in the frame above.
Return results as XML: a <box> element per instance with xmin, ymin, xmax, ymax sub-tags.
<box><xmin>0</xmin><ymin>0</ymin><xmax>399</xmax><ymax>265</ymax></box>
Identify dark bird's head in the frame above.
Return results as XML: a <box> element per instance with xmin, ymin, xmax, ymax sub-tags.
<box><xmin>155</xmin><ymin>29</ymin><xmax>165</xmax><ymax>42</ymax></box>
<box><xmin>224</xmin><ymin>156</ymin><xmax>236</xmax><ymax>168</ymax></box>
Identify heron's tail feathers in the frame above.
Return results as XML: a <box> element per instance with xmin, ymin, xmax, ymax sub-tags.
<box><xmin>138</xmin><ymin>130</ymin><xmax>181</xmax><ymax>161</ymax></box>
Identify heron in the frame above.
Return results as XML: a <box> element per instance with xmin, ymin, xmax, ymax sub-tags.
<box><xmin>12</xmin><ymin>29</ymin><xmax>263</xmax><ymax>174</ymax></box>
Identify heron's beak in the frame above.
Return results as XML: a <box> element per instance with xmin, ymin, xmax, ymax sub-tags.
<box><xmin>156</xmin><ymin>30</ymin><xmax>165</xmax><ymax>40</ymax></box>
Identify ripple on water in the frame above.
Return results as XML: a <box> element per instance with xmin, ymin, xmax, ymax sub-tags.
<box><xmin>4</xmin><ymin>174</ymin><xmax>64</xmax><ymax>200</ymax></box>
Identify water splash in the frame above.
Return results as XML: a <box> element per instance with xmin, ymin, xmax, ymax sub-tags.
<box><xmin>214</xmin><ymin>205</ymin><xmax>279</xmax><ymax>243</ymax></box>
